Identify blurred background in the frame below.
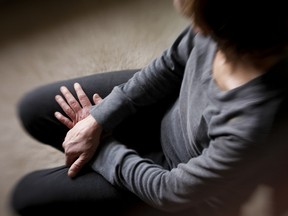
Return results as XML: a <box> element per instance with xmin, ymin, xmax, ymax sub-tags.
<box><xmin>0</xmin><ymin>0</ymin><xmax>286</xmax><ymax>215</ymax></box>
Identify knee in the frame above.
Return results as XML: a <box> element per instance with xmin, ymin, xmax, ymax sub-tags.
<box><xmin>17</xmin><ymin>88</ymin><xmax>41</xmax><ymax>129</ymax></box>
<box><xmin>10</xmin><ymin>167</ymin><xmax>68</xmax><ymax>216</ymax></box>
<box><xmin>17</xmin><ymin>85</ymin><xmax>67</xmax><ymax>146</ymax></box>
<box><xmin>17</xmin><ymin>88</ymin><xmax>47</xmax><ymax>141</ymax></box>
<box><xmin>10</xmin><ymin>171</ymin><xmax>41</xmax><ymax>216</ymax></box>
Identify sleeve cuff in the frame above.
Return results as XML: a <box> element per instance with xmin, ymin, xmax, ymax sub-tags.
<box><xmin>90</xmin><ymin>86</ymin><xmax>136</xmax><ymax>131</ymax></box>
<box><xmin>90</xmin><ymin>137</ymin><xmax>137</xmax><ymax>185</ymax></box>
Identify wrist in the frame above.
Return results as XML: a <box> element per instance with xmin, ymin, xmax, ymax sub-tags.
<box><xmin>87</xmin><ymin>114</ymin><xmax>103</xmax><ymax>132</ymax></box>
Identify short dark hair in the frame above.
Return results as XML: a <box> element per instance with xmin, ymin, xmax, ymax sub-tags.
<box><xmin>189</xmin><ymin>0</ymin><xmax>288</xmax><ymax>63</ymax></box>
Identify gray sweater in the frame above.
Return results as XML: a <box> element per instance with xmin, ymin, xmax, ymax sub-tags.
<box><xmin>90</xmin><ymin>26</ymin><xmax>288</xmax><ymax>215</ymax></box>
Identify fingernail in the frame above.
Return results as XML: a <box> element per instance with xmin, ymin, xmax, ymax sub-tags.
<box><xmin>74</xmin><ymin>83</ymin><xmax>80</xmax><ymax>88</ymax></box>
<box><xmin>54</xmin><ymin>112</ymin><xmax>60</xmax><ymax>117</ymax></box>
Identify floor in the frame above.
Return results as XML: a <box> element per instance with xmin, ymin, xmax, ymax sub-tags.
<box><xmin>0</xmin><ymin>0</ymin><xmax>286</xmax><ymax>215</ymax></box>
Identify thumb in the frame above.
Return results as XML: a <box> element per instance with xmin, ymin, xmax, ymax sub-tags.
<box><xmin>93</xmin><ymin>94</ymin><xmax>103</xmax><ymax>105</ymax></box>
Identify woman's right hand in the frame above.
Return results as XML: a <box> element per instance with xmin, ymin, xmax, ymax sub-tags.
<box><xmin>62</xmin><ymin>114</ymin><xmax>102</xmax><ymax>178</ymax></box>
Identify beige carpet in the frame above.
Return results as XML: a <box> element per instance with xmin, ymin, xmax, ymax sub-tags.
<box><xmin>0</xmin><ymin>0</ymin><xmax>284</xmax><ymax>215</ymax></box>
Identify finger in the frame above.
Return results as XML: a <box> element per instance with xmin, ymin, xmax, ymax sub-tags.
<box><xmin>93</xmin><ymin>93</ymin><xmax>103</xmax><ymax>105</ymax></box>
<box><xmin>66</xmin><ymin>156</ymin><xmax>77</xmax><ymax>168</ymax></box>
<box><xmin>55</xmin><ymin>95</ymin><xmax>76</xmax><ymax>121</ymax></box>
<box><xmin>60</xmin><ymin>86</ymin><xmax>82</xmax><ymax>113</ymax></box>
<box><xmin>74</xmin><ymin>83</ymin><xmax>92</xmax><ymax>108</ymax></box>
<box><xmin>64</xmin><ymin>150</ymin><xmax>78</xmax><ymax>167</ymax></box>
<box><xmin>68</xmin><ymin>154</ymin><xmax>88</xmax><ymax>178</ymax></box>
<box><xmin>54</xmin><ymin>112</ymin><xmax>73</xmax><ymax>129</ymax></box>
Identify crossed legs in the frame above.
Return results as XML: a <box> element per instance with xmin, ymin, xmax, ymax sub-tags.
<box><xmin>10</xmin><ymin>69</ymin><xmax>170</xmax><ymax>216</ymax></box>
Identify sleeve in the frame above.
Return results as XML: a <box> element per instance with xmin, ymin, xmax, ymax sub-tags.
<box><xmin>90</xmin><ymin>96</ymin><xmax>287</xmax><ymax>213</ymax></box>
<box><xmin>90</xmin><ymin>25</ymin><xmax>195</xmax><ymax>131</ymax></box>
<box><xmin>91</xmin><ymin>137</ymin><xmax>258</xmax><ymax>212</ymax></box>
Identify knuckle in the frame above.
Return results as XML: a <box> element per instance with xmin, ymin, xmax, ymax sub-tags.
<box><xmin>66</xmin><ymin>109</ymin><xmax>74</xmax><ymax>117</ymax></box>
<box><xmin>73</xmin><ymin>162</ymin><xmax>81</xmax><ymax>170</ymax></box>
<box><xmin>69</xmin><ymin>99</ymin><xmax>76</xmax><ymax>106</ymax></box>
<box><xmin>62</xmin><ymin>143</ymin><xmax>71</xmax><ymax>151</ymax></box>
<box><xmin>78</xmin><ymin>94</ymin><xmax>86</xmax><ymax>100</ymax></box>
<box><xmin>65</xmin><ymin>147</ymin><xmax>75</xmax><ymax>156</ymax></box>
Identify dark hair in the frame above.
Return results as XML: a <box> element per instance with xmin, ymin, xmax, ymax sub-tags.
<box><xmin>189</xmin><ymin>0</ymin><xmax>288</xmax><ymax>64</ymax></box>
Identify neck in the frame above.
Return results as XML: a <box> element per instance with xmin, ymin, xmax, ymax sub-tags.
<box><xmin>219</xmin><ymin>50</ymin><xmax>282</xmax><ymax>72</ymax></box>
<box><xmin>212</xmin><ymin>50</ymin><xmax>281</xmax><ymax>91</ymax></box>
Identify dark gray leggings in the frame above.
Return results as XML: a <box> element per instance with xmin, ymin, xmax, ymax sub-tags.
<box><xmin>10</xmin><ymin>69</ymin><xmax>172</xmax><ymax>216</ymax></box>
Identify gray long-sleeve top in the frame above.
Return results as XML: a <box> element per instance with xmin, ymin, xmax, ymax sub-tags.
<box><xmin>90</xmin><ymin>26</ymin><xmax>288</xmax><ymax>215</ymax></box>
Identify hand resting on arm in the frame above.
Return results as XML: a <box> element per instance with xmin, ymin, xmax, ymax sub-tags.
<box><xmin>54</xmin><ymin>82</ymin><xmax>103</xmax><ymax>178</ymax></box>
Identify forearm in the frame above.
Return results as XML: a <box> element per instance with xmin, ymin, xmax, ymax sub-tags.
<box><xmin>90</xmin><ymin>138</ymin><xmax>203</xmax><ymax>212</ymax></box>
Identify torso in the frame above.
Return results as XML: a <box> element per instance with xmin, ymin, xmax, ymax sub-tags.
<box><xmin>161</xmin><ymin>33</ymin><xmax>288</xmax><ymax>168</ymax></box>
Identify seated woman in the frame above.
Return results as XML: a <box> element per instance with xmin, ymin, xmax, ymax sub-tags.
<box><xmin>10</xmin><ymin>0</ymin><xmax>288</xmax><ymax>215</ymax></box>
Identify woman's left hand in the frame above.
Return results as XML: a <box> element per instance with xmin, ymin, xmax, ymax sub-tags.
<box><xmin>54</xmin><ymin>82</ymin><xmax>102</xmax><ymax>128</ymax></box>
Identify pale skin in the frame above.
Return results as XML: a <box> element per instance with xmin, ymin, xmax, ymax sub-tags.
<box><xmin>55</xmin><ymin>0</ymin><xmax>277</xmax><ymax>178</ymax></box>
<box><xmin>212</xmin><ymin>50</ymin><xmax>269</xmax><ymax>91</ymax></box>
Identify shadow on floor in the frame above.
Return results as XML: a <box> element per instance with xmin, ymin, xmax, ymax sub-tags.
<box><xmin>0</xmin><ymin>0</ymin><xmax>133</xmax><ymax>47</ymax></box>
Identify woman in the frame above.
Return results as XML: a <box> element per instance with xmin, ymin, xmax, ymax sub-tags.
<box><xmin>11</xmin><ymin>0</ymin><xmax>288</xmax><ymax>215</ymax></box>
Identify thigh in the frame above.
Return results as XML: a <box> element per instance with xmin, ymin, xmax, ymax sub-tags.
<box><xmin>18</xmin><ymin>69</ymin><xmax>138</xmax><ymax>150</ymax></box>
<box><xmin>10</xmin><ymin>166</ymin><xmax>140</xmax><ymax>216</ymax></box>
